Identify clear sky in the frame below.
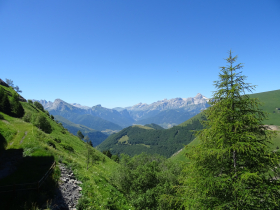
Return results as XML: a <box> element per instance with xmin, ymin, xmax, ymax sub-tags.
<box><xmin>1</xmin><ymin>0</ymin><xmax>279</xmax><ymax>108</ymax></box>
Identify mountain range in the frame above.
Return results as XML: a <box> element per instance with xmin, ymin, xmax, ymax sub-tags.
<box><xmin>35</xmin><ymin>93</ymin><xmax>209</xmax><ymax>132</ymax></box>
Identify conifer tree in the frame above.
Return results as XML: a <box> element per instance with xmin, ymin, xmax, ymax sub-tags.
<box><xmin>1</xmin><ymin>94</ymin><xmax>11</xmax><ymax>115</ymax></box>
<box><xmin>77</xmin><ymin>130</ymin><xmax>84</xmax><ymax>140</ymax></box>
<box><xmin>10</xmin><ymin>92</ymin><xmax>24</xmax><ymax>117</ymax></box>
<box><xmin>0</xmin><ymin>87</ymin><xmax>4</xmax><ymax>112</ymax></box>
<box><xmin>180</xmin><ymin>51</ymin><xmax>280</xmax><ymax>209</ymax></box>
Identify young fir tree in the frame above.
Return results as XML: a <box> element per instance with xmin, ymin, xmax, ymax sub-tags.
<box><xmin>1</xmin><ymin>94</ymin><xmax>11</xmax><ymax>115</ymax></box>
<box><xmin>0</xmin><ymin>87</ymin><xmax>4</xmax><ymax>112</ymax></box>
<box><xmin>77</xmin><ymin>130</ymin><xmax>84</xmax><ymax>140</ymax></box>
<box><xmin>10</xmin><ymin>92</ymin><xmax>24</xmax><ymax>117</ymax></box>
<box><xmin>179</xmin><ymin>51</ymin><xmax>280</xmax><ymax>209</ymax></box>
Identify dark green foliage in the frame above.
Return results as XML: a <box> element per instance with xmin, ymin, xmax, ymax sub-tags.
<box><xmin>45</xmin><ymin>110</ymin><xmax>50</xmax><ymax>116</ymax></box>
<box><xmin>50</xmin><ymin>114</ymin><xmax>54</xmax><ymax>120</ymax></box>
<box><xmin>23</xmin><ymin>111</ymin><xmax>33</xmax><ymax>122</ymax></box>
<box><xmin>77</xmin><ymin>130</ymin><xmax>84</xmax><ymax>140</ymax></box>
<box><xmin>0</xmin><ymin>87</ymin><xmax>4</xmax><ymax>102</ymax></box>
<box><xmin>180</xmin><ymin>51</ymin><xmax>280</xmax><ymax>209</ymax></box>
<box><xmin>98</xmin><ymin>118</ymin><xmax>204</xmax><ymax>157</ymax></box>
<box><xmin>34</xmin><ymin>114</ymin><xmax>52</xmax><ymax>133</ymax></box>
<box><xmin>102</xmin><ymin>150</ymin><xmax>112</xmax><ymax>158</ymax></box>
<box><xmin>61</xmin><ymin>143</ymin><xmax>74</xmax><ymax>152</ymax></box>
<box><xmin>10</xmin><ymin>93</ymin><xmax>24</xmax><ymax>117</ymax></box>
<box><xmin>47</xmin><ymin>140</ymin><xmax>56</xmax><ymax>149</ymax></box>
<box><xmin>54</xmin><ymin>138</ymin><xmax>61</xmax><ymax>143</ymax></box>
<box><xmin>88</xmin><ymin>141</ymin><xmax>93</xmax><ymax>147</ymax></box>
<box><xmin>111</xmin><ymin>154</ymin><xmax>119</xmax><ymax>163</ymax></box>
<box><xmin>33</xmin><ymin>101</ymin><xmax>44</xmax><ymax>111</ymax></box>
<box><xmin>111</xmin><ymin>153</ymin><xmax>182</xmax><ymax>209</ymax></box>
<box><xmin>0</xmin><ymin>113</ymin><xmax>4</xmax><ymax>120</ymax></box>
<box><xmin>28</xmin><ymin>99</ymin><xmax>33</xmax><ymax>104</ymax></box>
<box><xmin>1</xmin><ymin>94</ymin><xmax>11</xmax><ymax>115</ymax></box>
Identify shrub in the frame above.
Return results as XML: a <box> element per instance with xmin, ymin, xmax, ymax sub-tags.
<box><xmin>111</xmin><ymin>154</ymin><xmax>119</xmax><ymax>163</ymax></box>
<box><xmin>33</xmin><ymin>101</ymin><xmax>44</xmax><ymax>111</ymax></box>
<box><xmin>102</xmin><ymin>150</ymin><xmax>112</xmax><ymax>159</ymax></box>
<box><xmin>61</xmin><ymin>143</ymin><xmax>74</xmax><ymax>152</ymax></box>
<box><xmin>23</xmin><ymin>111</ymin><xmax>32</xmax><ymax>122</ymax></box>
<box><xmin>54</xmin><ymin>138</ymin><xmax>61</xmax><ymax>143</ymax></box>
<box><xmin>47</xmin><ymin>140</ymin><xmax>56</xmax><ymax>149</ymax></box>
<box><xmin>0</xmin><ymin>113</ymin><xmax>4</xmax><ymax>120</ymax></box>
<box><xmin>34</xmin><ymin>114</ymin><xmax>52</xmax><ymax>133</ymax></box>
<box><xmin>27</xmin><ymin>99</ymin><xmax>33</xmax><ymax>104</ymax></box>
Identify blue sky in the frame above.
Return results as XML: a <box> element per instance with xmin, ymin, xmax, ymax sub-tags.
<box><xmin>1</xmin><ymin>0</ymin><xmax>279</xmax><ymax>108</ymax></box>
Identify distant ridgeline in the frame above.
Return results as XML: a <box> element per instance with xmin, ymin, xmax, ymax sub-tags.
<box><xmin>97</xmin><ymin>116</ymin><xmax>205</xmax><ymax>158</ymax></box>
<box><xmin>54</xmin><ymin>115</ymin><xmax>108</xmax><ymax>147</ymax></box>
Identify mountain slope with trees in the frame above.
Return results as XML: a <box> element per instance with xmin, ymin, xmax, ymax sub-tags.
<box><xmin>54</xmin><ymin>115</ymin><xmax>108</xmax><ymax>146</ymax></box>
<box><xmin>97</xmin><ymin>116</ymin><xmax>205</xmax><ymax>157</ymax></box>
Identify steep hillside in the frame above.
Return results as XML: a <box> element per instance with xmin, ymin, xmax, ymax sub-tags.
<box><xmin>0</xmin><ymin>86</ymin><xmax>133</xmax><ymax>209</ymax></box>
<box><xmin>250</xmin><ymin>89</ymin><xmax>280</xmax><ymax>125</ymax></box>
<box><xmin>54</xmin><ymin>115</ymin><xmax>108</xmax><ymax>146</ymax></box>
<box><xmin>97</xmin><ymin>116</ymin><xmax>204</xmax><ymax>157</ymax></box>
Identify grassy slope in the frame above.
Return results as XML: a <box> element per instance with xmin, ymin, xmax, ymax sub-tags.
<box><xmin>249</xmin><ymin>89</ymin><xmax>280</xmax><ymax>125</ymax></box>
<box><xmin>0</xmin><ymin>87</ymin><xmax>133</xmax><ymax>209</ymax></box>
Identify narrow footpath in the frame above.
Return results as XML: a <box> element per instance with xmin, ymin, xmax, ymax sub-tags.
<box><xmin>51</xmin><ymin>164</ymin><xmax>83</xmax><ymax>210</ymax></box>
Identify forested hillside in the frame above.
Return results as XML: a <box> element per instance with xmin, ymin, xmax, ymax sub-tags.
<box><xmin>97</xmin><ymin>117</ymin><xmax>205</xmax><ymax>157</ymax></box>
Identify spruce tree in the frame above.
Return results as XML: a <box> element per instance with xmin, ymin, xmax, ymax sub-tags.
<box><xmin>0</xmin><ymin>87</ymin><xmax>4</xmax><ymax>112</ymax></box>
<box><xmin>77</xmin><ymin>130</ymin><xmax>84</xmax><ymax>140</ymax></box>
<box><xmin>180</xmin><ymin>51</ymin><xmax>280</xmax><ymax>209</ymax></box>
<box><xmin>1</xmin><ymin>94</ymin><xmax>11</xmax><ymax>115</ymax></box>
<box><xmin>10</xmin><ymin>92</ymin><xmax>24</xmax><ymax>117</ymax></box>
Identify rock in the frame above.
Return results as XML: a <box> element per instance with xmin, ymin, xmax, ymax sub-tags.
<box><xmin>51</xmin><ymin>164</ymin><xmax>82</xmax><ymax>210</ymax></box>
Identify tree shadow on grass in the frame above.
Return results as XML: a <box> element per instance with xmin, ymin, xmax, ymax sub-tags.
<box><xmin>0</xmin><ymin>151</ymin><xmax>68</xmax><ymax>210</ymax></box>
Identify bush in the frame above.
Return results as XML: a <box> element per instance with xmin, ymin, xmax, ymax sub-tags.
<box><xmin>23</xmin><ymin>111</ymin><xmax>32</xmax><ymax>122</ymax></box>
<box><xmin>54</xmin><ymin>138</ymin><xmax>61</xmax><ymax>143</ymax></box>
<box><xmin>47</xmin><ymin>140</ymin><xmax>56</xmax><ymax>149</ymax></box>
<box><xmin>0</xmin><ymin>113</ymin><xmax>4</xmax><ymax>120</ymax></box>
<box><xmin>34</xmin><ymin>114</ymin><xmax>52</xmax><ymax>133</ymax></box>
<box><xmin>61</xmin><ymin>143</ymin><xmax>74</xmax><ymax>152</ymax></box>
<box><xmin>111</xmin><ymin>154</ymin><xmax>119</xmax><ymax>163</ymax></box>
<box><xmin>33</xmin><ymin>101</ymin><xmax>44</xmax><ymax>111</ymax></box>
<box><xmin>102</xmin><ymin>150</ymin><xmax>112</xmax><ymax>159</ymax></box>
<box><xmin>27</xmin><ymin>99</ymin><xmax>33</xmax><ymax>104</ymax></box>
<box><xmin>111</xmin><ymin>153</ymin><xmax>182</xmax><ymax>209</ymax></box>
